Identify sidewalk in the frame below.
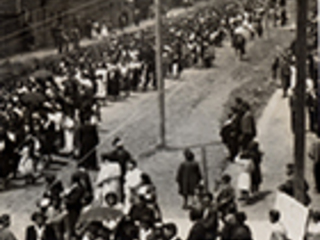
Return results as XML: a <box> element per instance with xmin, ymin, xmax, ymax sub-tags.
<box><xmin>224</xmin><ymin>89</ymin><xmax>320</xmax><ymax>240</ymax></box>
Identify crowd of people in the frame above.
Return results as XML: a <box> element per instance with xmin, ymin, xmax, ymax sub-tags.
<box><xmin>0</xmin><ymin>2</ymin><xmax>267</xmax><ymax>240</ymax></box>
<box><xmin>0</xmin><ymin>1</ymin><xmax>269</xmax><ymax>190</ymax></box>
<box><xmin>1</xmin><ymin>0</ymin><xmax>319</xmax><ymax>240</ymax></box>
<box><xmin>270</xmin><ymin>0</ymin><xmax>319</xmax><ymax>199</ymax></box>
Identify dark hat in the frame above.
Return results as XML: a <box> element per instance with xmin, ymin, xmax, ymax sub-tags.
<box><xmin>0</xmin><ymin>214</ymin><xmax>10</xmax><ymax>225</ymax></box>
<box><xmin>31</xmin><ymin>212</ymin><xmax>47</xmax><ymax>222</ymax></box>
<box><xmin>184</xmin><ymin>148</ymin><xmax>194</xmax><ymax>161</ymax></box>
<box><xmin>112</xmin><ymin>137</ymin><xmax>123</xmax><ymax>147</ymax></box>
<box><xmin>235</xmin><ymin>212</ymin><xmax>247</xmax><ymax>223</ymax></box>
<box><xmin>44</xmin><ymin>173</ymin><xmax>56</xmax><ymax>183</ymax></box>
<box><xmin>286</xmin><ymin>163</ymin><xmax>294</xmax><ymax>170</ymax></box>
<box><xmin>221</xmin><ymin>174</ymin><xmax>232</xmax><ymax>183</ymax></box>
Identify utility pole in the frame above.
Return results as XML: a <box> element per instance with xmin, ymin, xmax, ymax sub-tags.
<box><xmin>294</xmin><ymin>0</ymin><xmax>308</xmax><ymax>204</ymax></box>
<box><xmin>318</xmin><ymin>0</ymin><xmax>320</xmax><ymax>139</ymax></box>
<box><xmin>155</xmin><ymin>0</ymin><xmax>166</xmax><ymax>147</ymax></box>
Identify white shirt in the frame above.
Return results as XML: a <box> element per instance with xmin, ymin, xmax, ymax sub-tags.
<box><xmin>270</xmin><ymin>222</ymin><xmax>288</xmax><ymax>240</ymax></box>
<box><xmin>125</xmin><ymin>168</ymin><xmax>143</xmax><ymax>190</ymax></box>
<box><xmin>34</xmin><ymin>225</ymin><xmax>45</xmax><ymax>240</ymax></box>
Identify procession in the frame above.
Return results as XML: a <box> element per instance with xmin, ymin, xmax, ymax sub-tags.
<box><xmin>0</xmin><ymin>0</ymin><xmax>319</xmax><ymax>240</ymax></box>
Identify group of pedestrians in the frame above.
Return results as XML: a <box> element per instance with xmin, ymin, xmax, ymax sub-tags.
<box><xmin>2</xmin><ymin>1</ymin><xmax>320</xmax><ymax>240</ymax></box>
<box><xmin>0</xmin><ymin>136</ymin><xmax>186</xmax><ymax>240</ymax></box>
<box><xmin>268</xmin><ymin>0</ymin><xmax>288</xmax><ymax>27</ymax></box>
<box><xmin>0</xmin><ymin>2</ymin><xmax>247</xmax><ymax>190</ymax></box>
<box><xmin>271</xmin><ymin>10</ymin><xmax>319</xmax><ymax>196</ymax></box>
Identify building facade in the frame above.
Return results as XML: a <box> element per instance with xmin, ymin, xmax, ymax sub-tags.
<box><xmin>0</xmin><ymin>0</ymin><xmax>135</xmax><ymax>58</ymax></box>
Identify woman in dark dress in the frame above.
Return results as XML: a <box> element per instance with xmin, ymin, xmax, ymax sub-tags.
<box><xmin>248</xmin><ymin>141</ymin><xmax>263</xmax><ymax>194</ymax></box>
<box><xmin>107</xmin><ymin>67</ymin><xmax>120</xmax><ymax>100</ymax></box>
<box><xmin>78</xmin><ymin>117</ymin><xmax>99</xmax><ymax>170</ymax></box>
<box><xmin>176</xmin><ymin>149</ymin><xmax>202</xmax><ymax>209</ymax></box>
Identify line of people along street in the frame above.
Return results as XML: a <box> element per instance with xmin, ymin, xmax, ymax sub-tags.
<box><xmin>0</xmin><ymin>0</ymin><xmax>267</xmax><ymax>190</ymax></box>
<box><xmin>1</xmin><ymin>0</ymin><xmax>320</xmax><ymax>240</ymax></box>
<box><xmin>0</xmin><ymin>3</ymin><xmax>264</xmax><ymax>240</ymax></box>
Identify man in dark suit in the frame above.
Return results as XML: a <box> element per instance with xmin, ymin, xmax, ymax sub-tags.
<box><xmin>43</xmin><ymin>174</ymin><xmax>64</xmax><ymax>202</ymax></box>
<box><xmin>64</xmin><ymin>174</ymin><xmax>85</xmax><ymax>240</ymax></box>
<box><xmin>176</xmin><ymin>149</ymin><xmax>202</xmax><ymax>209</ymax></box>
<box><xmin>72</xmin><ymin>166</ymin><xmax>93</xmax><ymax>206</ymax></box>
<box><xmin>0</xmin><ymin>214</ymin><xmax>17</xmax><ymax>240</ymax></box>
<box><xmin>25</xmin><ymin>212</ymin><xmax>57</xmax><ymax>240</ymax></box>
<box><xmin>186</xmin><ymin>208</ymin><xmax>206</xmax><ymax>240</ymax></box>
<box><xmin>201</xmin><ymin>193</ymin><xmax>219</xmax><ymax>240</ymax></box>
<box><xmin>103</xmin><ymin>137</ymin><xmax>132</xmax><ymax>202</ymax></box>
<box><xmin>239</xmin><ymin>103</ymin><xmax>256</xmax><ymax>151</ymax></box>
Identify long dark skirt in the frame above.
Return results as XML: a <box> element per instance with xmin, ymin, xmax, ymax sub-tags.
<box><xmin>108</xmin><ymin>79</ymin><xmax>120</xmax><ymax>97</ymax></box>
<box><xmin>78</xmin><ymin>125</ymin><xmax>99</xmax><ymax>170</ymax></box>
<box><xmin>251</xmin><ymin>164</ymin><xmax>262</xmax><ymax>192</ymax></box>
<box><xmin>314</xmin><ymin>161</ymin><xmax>320</xmax><ymax>192</ymax></box>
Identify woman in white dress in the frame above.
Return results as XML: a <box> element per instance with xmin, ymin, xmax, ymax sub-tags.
<box><xmin>123</xmin><ymin>160</ymin><xmax>143</xmax><ymax>213</ymax></box>
<box><xmin>235</xmin><ymin>152</ymin><xmax>254</xmax><ymax>203</ymax></box>
<box><xmin>306</xmin><ymin>211</ymin><xmax>320</xmax><ymax>240</ymax></box>
<box><xmin>59</xmin><ymin>115</ymin><xmax>75</xmax><ymax>155</ymax></box>
<box><xmin>100</xmin><ymin>23</ymin><xmax>109</xmax><ymax>39</ymax></box>
<box><xmin>95</xmin><ymin>157</ymin><xmax>121</xmax><ymax>206</ymax></box>
<box><xmin>18</xmin><ymin>137</ymin><xmax>43</xmax><ymax>184</ymax></box>
<box><xmin>95</xmin><ymin>67</ymin><xmax>108</xmax><ymax>106</ymax></box>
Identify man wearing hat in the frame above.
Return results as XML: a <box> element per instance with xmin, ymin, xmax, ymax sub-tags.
<box><xmin>176</xmin><ymin>149</ymin><xmax>202</xmax><ymax>209</ymax></box>
<box><xmin>0</xmin><ymin>214</ymin><xmax>17</xmax><ymax>240</ymax></box>
<box><xmin>105</xmin><ymin>137</ymin><xmax>132</xmax><ymax>202</ymax></box>
<box><xmin>25</xmin><ymin>212</ymin><xmax>57</xmax><ymax>240</ymax></box>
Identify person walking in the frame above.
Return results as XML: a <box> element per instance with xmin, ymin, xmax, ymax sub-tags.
<box><xmin>216</xmin><ymin>174</ymin><xmax>237</xmax><ymax>218</ymax></box>
<box><xmin>105</xmin><ymin>137</ymin><xmax>132</xmax><ymax>202</ymax></box>
<box><xmin>95</xmin><ymin>155</ymin><xmax>121</xmax><ymax>205</ymax></box>
<box><xmin>124</xmin><ymin>160</ymin><xmax>143</xmax><ymax>213</ymax></box>
<box><xmin>235</xmin><ymin>152</ymin><xmax>255</xmax><ymax>204</ymax></box>
<box><xmin>63</xmin><ymin>174</ymin><xmax>85</xmax><ymax>240</ymax></box>
<box><xmin>186</xmin><ymin>208</ymin><xmax>206</xmax><ymax>240</ymax></box>
<box><xmin>176</xmin><ymin>149</ymin><xmax>202</xmax><ymax>209</ymax></box>
<box><xmin>201</xmin><ymin>193</ymin><xmax>219</xmax><ymax>240</ymax></box>
<box><xmin>220</xmin><ymin>109</ymin><xmax>240</xmax><ymax>162</ymax></box>
<box><xmin>269</xmin><ymin>209</ymin><xmax>289</xmax><ymax>240</ymax></box>
<box><xmin>78</xmin><ymin>116</ymin><xmax>99</xmax><ymax>170</ymax></box>
<box><xmin>306</xmin><ymin>210</ymin><xmax>320</xmax><ymax>240</ymax></box>
<box><xmin>0</xmin><ymin>214</ymin><xmax>17</xmax><ymax>240</ymax></box>
<box><xmin>239</xmin><ymin>103</ymin><xmax>256</xmax><ymax>151</ymax></box>
<box><xmin>25</xmin><ymin>212</ymin><xmax>57</xmax><ymax>240</ymax></box>
<box><xmin>247</xmin><ymin>141</ymin><xmax>263</xmax><ymax>194</ymax></box>
<box><xmin>230</xmin><ymin>212</ymin><xmax>253</xmax><ymax>240</ymax></box>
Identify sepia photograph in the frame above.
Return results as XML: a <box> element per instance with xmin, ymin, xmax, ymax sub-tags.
<box><xmin>0</xmin><ymin>0</ymin><xmax>318</xmax><ymax>239</ymax></box>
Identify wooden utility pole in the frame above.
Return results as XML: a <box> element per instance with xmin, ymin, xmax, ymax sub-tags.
<box><xmin>294</xmin><ymin>0</ymin><xmax>308</xmax><ymax>204</ymax></box>
<box><xmin>155</xmin><ymin>0</ymin><xmax>166</xmax><ymax>147</ymax></box>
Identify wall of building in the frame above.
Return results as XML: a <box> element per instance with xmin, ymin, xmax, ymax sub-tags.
<box><xmin>0</xmin><ymin>0</ymin><xmax>136</xmax><ymax>57</ymax></box>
